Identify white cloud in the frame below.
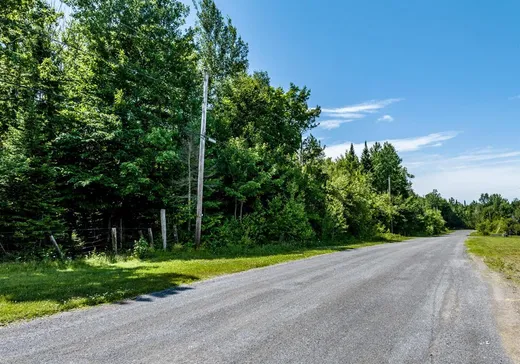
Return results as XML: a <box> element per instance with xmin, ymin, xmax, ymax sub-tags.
<box><xmin>377</xmin><ymin>114</ymin><xmax>394</xmax><ymax>122</ymax></box>
<box><xmin>318</xmin><ymin>98</ymin><xmax>402</xmax><ymax>129</ymax></box>
<box><xmin>406</xmin><ymin>148</ymin><xmax>520</xmax><ymax>202</ymax></box>
<box><xmin>509</xmin><ymin>95</ymin><xmax>520</xmax><ymax>100</ymax></box>
<box><xmin>324</xmin><ymin>131</ymin><xmax>459</xmax><ymax>159</ymax></box>
<box><xmin>451</xmin><ymin>151</ymin><xmax>520</xmax><ymax>162</ymax></box>
<box><xmin>318</xmin><ymin>119</ymin><xmax>353</xmax><ymax>130</ymax></box>
<box><xmin>389</xmin><ymin>132</ymin><xmax>459</xmax><ymax>152</ymax></box>
<box><xmin>413</xmin><ymin>166</ymin><xmax>520</xmax><ymax>203</ymax></box>
<box><xmin>322</xmin><ymin>99</ymin><xmax>403</xmax><ymax>114</ymax></box>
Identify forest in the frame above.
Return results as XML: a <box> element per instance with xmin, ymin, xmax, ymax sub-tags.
<box><xmin>0</xmin><ymin>0</ymin><xmax>516</xmax><ymax>260</ymax></box>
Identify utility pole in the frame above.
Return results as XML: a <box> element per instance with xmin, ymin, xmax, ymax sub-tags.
<box><xmin>195</xmin><ymin>71</ymin><xmax>209</xmax><ymax>247</ymax></box>
<box><xmin>187</xmin><ymin>137</ymin><xmax>192</xmax><ymax>233</ymax></box>
<box><xmin>388</xmin><ymin>176</ymin><xmax>393</xmax><ymax>234</ymax></box>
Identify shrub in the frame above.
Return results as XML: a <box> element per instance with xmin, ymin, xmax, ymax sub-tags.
<box><xmin>133</xmin><ymin>237</ymin><xmax>153</xmax><ymax>259</ymax></box>
<box><xmin>477</xmin><ymin>220</ymin><xmax>491</xmax><ymax>236</ymax></box>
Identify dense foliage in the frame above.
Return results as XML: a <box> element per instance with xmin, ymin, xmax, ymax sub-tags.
<box><xmin>1</xmin><ymin>0</ymin><xmax>457</xmax><ymax>259</ymax></box>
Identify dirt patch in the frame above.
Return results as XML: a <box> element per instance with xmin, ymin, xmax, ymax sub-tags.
<box><xmin>471</xmin><ymin>255</ymin><xmax>520</xmax><ymax>363</ymax></box>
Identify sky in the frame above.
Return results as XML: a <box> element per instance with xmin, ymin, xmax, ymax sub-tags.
<box><xmin>186</xmin><ymin>0</ymin><xmax>520</xmax><ymax>203</ymax></box>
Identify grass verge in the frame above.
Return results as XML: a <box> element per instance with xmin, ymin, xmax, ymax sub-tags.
<box><xmin>0</xmin><ymin>234</ymin><xmax>409</xmax><ymax>325</ymax></box>
<box><xmin>466</xmin><ymin>235</ymin><xmax>520</xmax><ymax>284</ymax></box>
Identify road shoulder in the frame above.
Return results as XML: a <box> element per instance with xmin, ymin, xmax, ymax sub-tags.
<box><xmin>470</xmin><ymin>255</ymin><xmax>520</xmax><ymax>363</ymax></box>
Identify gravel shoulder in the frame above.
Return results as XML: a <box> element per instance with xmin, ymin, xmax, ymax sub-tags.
<box><xmin>471</xmin><ymin>255</ymin><xmax>520</xmax><ymax>363</ymax></box>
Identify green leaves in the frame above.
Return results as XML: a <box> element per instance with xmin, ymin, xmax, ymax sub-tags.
<box><xmin>193</xmin><ymin>0</ymin><xmax>248</xmax><ymax>80</ymax></box>
<box><xmin>1</xmin><ymin>0</ymin><xmax>457</xmax><ymax>257</ymax></box>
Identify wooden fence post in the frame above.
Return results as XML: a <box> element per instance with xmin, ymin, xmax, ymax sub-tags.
<box><xmin>148</xmin><ymin>228</ymin><xmax>154</xmax><ymax>247</ymax></box>
<box><xmin>160</xmin><ymin>209</ymin><xmax>167</xmax><ymax>251</ymax></box>
<box><xmin>111</xmin><ymin>228</ymin><xmax>117</xmax><ymax>254</ymax></box>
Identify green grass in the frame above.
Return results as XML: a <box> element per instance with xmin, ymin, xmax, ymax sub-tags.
<box><xmin>0</xmin><ymin>235</ymin><xmax>410</xmax><ymax>325</ymax></box>
<box><xmin>466</xmin><ymin>235</ymin><xmax>520</xmax><ymax>283</ymax></box>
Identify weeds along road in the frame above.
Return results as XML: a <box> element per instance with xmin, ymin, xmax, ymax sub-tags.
<box><xmin>0</xmin><ymin>231</ymin><xmax>512</xmax><ymax>363</ymax></box>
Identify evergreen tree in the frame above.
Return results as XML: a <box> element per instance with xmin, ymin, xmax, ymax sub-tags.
<box><xmin>370</xmin><ymin>142</ymin><xmax>413</xmax><ymax>197</ymax></box>
<box><xmin>345</xmin><ymin>143</ymin><xmax>360</xmax><ymax>170</ymax></box>
<box><xmin>360</xmin><ymin>141</ymin><xmax>372</xmax><ymax>173</ymax></box>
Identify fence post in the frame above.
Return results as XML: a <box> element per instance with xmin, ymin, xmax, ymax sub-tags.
<box><xmin>160</xmin><ymin>209</ymin><xmax>167</xmax><ymax>251</ymax></box>
<box><xmin>49</xmin><ymin>234</ymin><xmax>64</xmax><ymax>260</ymax></box>
<box><xmin>111</xmin><ymin>227</ymin><xmax>118</xmax><ymax>254</ymax></box>
<box><xmin>148</xmin><ymin>228</ymin><xmax>154</xmax><ymax>247</ymax></box>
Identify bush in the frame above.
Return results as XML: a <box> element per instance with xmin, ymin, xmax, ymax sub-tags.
<box><xmin>265</xmin><ymin>195</ymin><xmax>315</xmax><ymax>244</ymax></box>
<box><xmin>133</xmin><ymin>237</ymin><xmax>153</xmax><ymax>259</ymax></box>
<box><xmin>477</xmin><ymin>220</ymin><xmax>491</xmax><ymax>236</ymax></box>
<box><xmin>423</xmin><ymin>208</ymin><xmax>445</xmax><ymax>236</ymax></box>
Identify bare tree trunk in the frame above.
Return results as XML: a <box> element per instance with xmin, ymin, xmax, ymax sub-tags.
<box><xmin>49</xmin><ymin>234</ymin><xmax>64</xmax><ymax>259</ymax></box>
<box><xmin>0</xmin><ymin>241</ymin><xmax>10</xmax><ymax>256</ymax></box>
<box><xmin>240</xmin><ymin>200</ymin><xmax>244</xmax><ymax>222</ymax></box>
<box><xmin>234</xmin><ymin>197</ymin><xmax>238</xmax><ymax>220</ymax></box>
<box><xmin>173</xmin><ymin>224</ymin><xmax>179</xmax><ymax>244</ymax></box>
<box><xmin>119</xmin><ymin>218</ymin><xmax>123</xmax><ymax>250</ymax></box>
<box><xmin>107</xmin><ymin>216</ymin><xmax>112</xmax><ymax>247</ymax></box>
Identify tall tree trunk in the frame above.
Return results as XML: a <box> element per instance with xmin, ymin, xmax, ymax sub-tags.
<box><xmin>234</xmin><ymin>197</ymin><xmax>238</xmax><ymax>220</ymax></box>
<box><xmin>239</xmin><ymin>200</ymin><xmax>244</xmax><ymax>222</ymax></box>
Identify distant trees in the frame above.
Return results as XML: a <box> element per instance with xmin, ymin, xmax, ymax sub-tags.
<box><xmin>421</xmin><ymin>189</ymin><xmax>520</xmax><ymax>236</ymax></box>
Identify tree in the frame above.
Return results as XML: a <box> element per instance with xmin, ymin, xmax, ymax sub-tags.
<box><xmin>370</xmin><ymin>142</ymin><xmax>413</xmax><ymax>197</ymax></box>
<box><xmin>192</xmin><ymin>0</ymin><xmax>249</xmax><ymax>86</ymax></box>
<box><xmin>345</xmin><ymin>143</ymin><xmax>360</xmax><ymax>170</ymax></box>
<box><xmin>360</xmin><ymin>141</ymin><xmax>372</xmax><ymax>173</ymax></box>
<box><xmin>57</xmin><ymin>0</ymin><xmax>200</xmax><ymax>233</ymax></box>
<box><xmin>0</xmin><ymin>0</ymin><xmax>65</xmax><ymax>248</ymax></box>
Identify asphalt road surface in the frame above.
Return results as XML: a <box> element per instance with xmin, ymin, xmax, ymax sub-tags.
<box><xmin>1</xmin><ymin>231</ymin><xmax>512</xmax><ymax>363</ymax></box>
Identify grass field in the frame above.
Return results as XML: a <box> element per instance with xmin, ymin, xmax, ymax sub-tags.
<box><xmin>466</xmin><ymin>235</ymin><xmax>520</xmax><ymax>283</ymax></box>
<box><xmin>0</xmin><ymin>235</ymin><xmax>409</xmax><ymax>325</ymax></box>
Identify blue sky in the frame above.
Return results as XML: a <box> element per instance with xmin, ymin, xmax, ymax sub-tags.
<box><xmin>193</xmin><ymin>0</ymin><xmax>520</xmax><ymax>202</ymax></box>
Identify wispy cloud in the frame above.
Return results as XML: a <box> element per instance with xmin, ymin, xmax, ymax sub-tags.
<box><xmin>322</xmin><ymin>99</ymin><xmax>403</xmax><ymax>114</ymax></box>
<box><xmin>377</xmin><ymin>114</ymin><xmax>394</xmax><ymax>122</ymax></box>
<box><xmin>451</xmin><ymin>150</ymin><xmax>520</xmax><ymax>162</ymax></box>
<box><xmin>319</xmin><ymin>119</ymin><xmax>354</xmax><ymax>130</ymax></box>
<box><xmin>509</xmin><ymin>95</ymin><xmax>520</xmax><ymax>100</ymax></box>
<box><xmin>406</xmin><ymin>147</ymin><xmax>520</xmax><ymax>201</ymax></box>
<box><xmin>318</xmin><ymin>98</ymin><xmax>402</xmax><ymax>129</ymax></box>
<box><xmin>324</xmin><ymin>131</ymin><xmax>459</xmax><ymax>159</ymax></box>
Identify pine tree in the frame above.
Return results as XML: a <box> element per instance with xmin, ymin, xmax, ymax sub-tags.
<box><xmin>346</xmin><ymin>143</ymin><xmax>360</xmax><ymax>170</ymax></box>
<box><xmin>361</xmin><ymin>141</ymin><xmax>372</xmax><ymax>173</ymax></box>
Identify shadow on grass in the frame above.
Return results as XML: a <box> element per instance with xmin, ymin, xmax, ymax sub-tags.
<box><xmin>0</xmin><ymin>262</ymin><xmax>198</xmax><ymax>307</ymax></box>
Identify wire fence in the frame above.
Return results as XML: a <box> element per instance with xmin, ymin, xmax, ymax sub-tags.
<box><xmin>0</xmin><ymin>209</ymin><xmax>184</xmax><ymax>258</ymax></box>
<box><xmin>0</xmin><ymin>227</ymin><xmax>155</xmax><ymax>256</ymax></box>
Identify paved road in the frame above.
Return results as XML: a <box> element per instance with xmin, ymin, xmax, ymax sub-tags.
<box><xmin>0</xmin><ymin>231</ymin><xmax>512</xmax><ymax>363</ymax></box>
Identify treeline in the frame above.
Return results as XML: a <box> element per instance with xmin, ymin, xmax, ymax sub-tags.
<box><xmin>1</xmin><ymin>0</ymin><xmax>450</xmax><ymax>258</ymax></box>
<box><xmin>424</xmin><ymin>191</ymin><xmax>520</xmax><ymax>236</ymax></box>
